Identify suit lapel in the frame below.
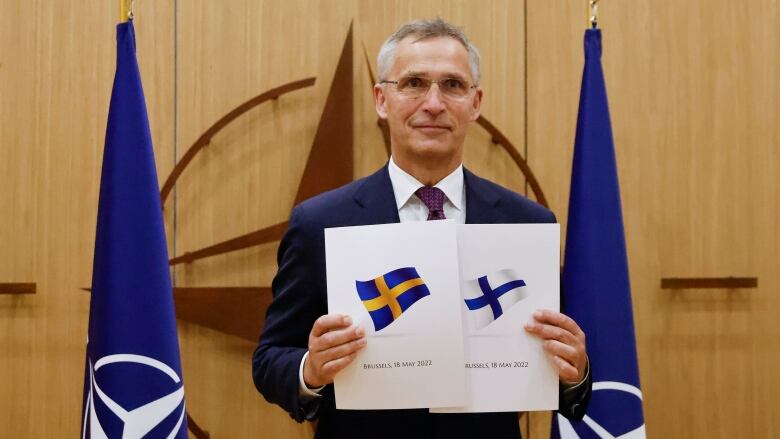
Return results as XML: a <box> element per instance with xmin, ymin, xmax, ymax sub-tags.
<box><xmin>464</xmin><ymin>167</ymin><xmax>502</xmax><ymax>224</ymax></box>
<box><xmin>352</xmin><ymin>164</ymin><xmax>401</xmax><ymax>225</ymax></box>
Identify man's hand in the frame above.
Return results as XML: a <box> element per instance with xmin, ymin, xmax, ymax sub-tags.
<box><xmin>303</xmin><ymin>314</ymin><xmax>367</xmax><ymax>388</ymax></box>
<box><xmin>524</xmin><ymin>309</ymin><xmax>587</xmax><ymax>384</ymax></box>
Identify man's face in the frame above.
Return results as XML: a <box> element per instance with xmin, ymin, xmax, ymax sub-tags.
<box><xmin>374</xmin><ymin>36</ymin><xmax>483</xmax><ymax>164</ymax></box>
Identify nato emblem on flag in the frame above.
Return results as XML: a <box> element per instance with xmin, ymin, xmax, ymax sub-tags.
<box><xmin>463</xmin><ymin>269</ymin><xmax>529</xmax><ymax>331</ymax></box>
<box><xmin>356</xmin><ymin>267</ymin><xmax>431</xmax><ymax>332</ymax></box>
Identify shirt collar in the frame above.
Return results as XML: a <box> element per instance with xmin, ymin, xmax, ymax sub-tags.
<box><xmin>387</xmin><ymin>156</ymin><xmax>465</xmax><ymax>211</ymax></box>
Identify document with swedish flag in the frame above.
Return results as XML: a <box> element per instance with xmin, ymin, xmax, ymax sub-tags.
<box><xmin>325</xmin><ymin>220</ymin><xmax>466</xmax><ymax>409</ymax></box>
<box><xmin>433</xmin><ymin>224</ymin><xmax>560</xmax><ymax>413</ymax></box>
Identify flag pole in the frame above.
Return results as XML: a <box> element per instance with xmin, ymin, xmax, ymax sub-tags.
<box><xmin>588</xmin><ymin>0</ymin><xmax>600</xmax><ymax>29</ymax></box>
<box><xmin>119</xmin><ymin>0</ymin><xmax>133</xmax><ymax>22</ymax></box>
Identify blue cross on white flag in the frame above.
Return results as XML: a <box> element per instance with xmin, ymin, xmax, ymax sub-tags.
<box><xmin>462</xmin><ymin>269</ymin><xmax>529</xmax><ymax>331</ymax></box>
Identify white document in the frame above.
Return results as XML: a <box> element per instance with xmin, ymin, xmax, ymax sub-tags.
<box><xmin>325</xmin><ymin>221</ymin><xmax>466</xmax><ymax>410</ymax></box>
<box><xmin>432</xmin><ymin>224</ymin><xmax>560</xmax><ymax>413</ymax></box>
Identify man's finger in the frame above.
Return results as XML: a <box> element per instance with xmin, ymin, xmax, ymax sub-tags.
<box><xmin>321</xmin><ymin>352</ymin><xmax>359</xmax><ymax>377</ymax></box>
<box><xmin>543</xmin><ymin>339</ymin><xmax>578</xmax><ymax>363</ymax></box>
<box><xmin>314</xmin><ymin>337</ymin><xmax>367</xmax><ymax>363</ymax></box>
<box><xmin>553</xmin><ymin>355</ymin><xmax>580</xmax><ymax>382</ymax></box>
<box><xmin>310</xmin><ymin>325</ymin><xmax>364</xmax><ymax>352</ymax></box>
<box><xmin>524</xmin><ymin>321</ymin><xmax>578</xmax><ymax>345</ymax></box>
<box><xmin>310</xmin><ymin>314</ymin><xmax>352</xmax><ymax>338</ymax></box>
<box><xmin>531</xmin><ymin>310</ymin><xmax>584</xmax><ymax>338</ymax></box>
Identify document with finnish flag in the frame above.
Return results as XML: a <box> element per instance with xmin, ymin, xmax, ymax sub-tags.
<box><xmin>432</xmin><ymin>224</ymin><xmax>560</xmax><ymax>413</ymax></box>
<box><xmin>325</xmin><ymin>220</ymin><xmax>467</xmax><ymax>410</ymax></box>
<box><xmin>326</xmin><ymin>222</ymin><xmax>559</xmax><ymax>411</ymax></box>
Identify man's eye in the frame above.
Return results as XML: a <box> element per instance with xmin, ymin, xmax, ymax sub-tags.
<box><xmin>443</xmin><ymin>79</ymin><xmax>465</xmax><ymax>90</ymax></box>
<box><xmin>405</xmin><ymin>77</ymin><xmax>425</xmax><ymax>88</ymax></box>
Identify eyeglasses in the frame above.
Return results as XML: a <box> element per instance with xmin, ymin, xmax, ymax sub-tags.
<box><xmin>380</xmin><ymin>76</ymin><xmax>478</xmax><ymax>100</ymax></box>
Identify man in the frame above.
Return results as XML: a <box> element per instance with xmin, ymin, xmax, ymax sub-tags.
<box><xmin>253</xmin><ymin>18</ymin><xmax>591</xmax><ymax>439</ymax></box>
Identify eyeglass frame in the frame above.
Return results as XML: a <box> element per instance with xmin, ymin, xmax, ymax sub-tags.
<box><xmin>379</xmin><ymin>76</ymin><xmax>479</xmax><ymax>100</ymax></box>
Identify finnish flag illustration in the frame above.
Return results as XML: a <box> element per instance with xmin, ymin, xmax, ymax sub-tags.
<box><xmin>463</xmin><ymin>269</ymin><xmax>529</xmax><ymax>331</ymax></box>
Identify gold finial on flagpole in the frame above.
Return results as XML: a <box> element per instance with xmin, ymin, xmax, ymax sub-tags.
<box><xmin>119</xmin><ymin>0</ymin><xmax>134</xmax><ymax>22</ymax></box>
<box><xmin>588</xmin><ymin>0</ymin><xmax>600</xmax><ymax>28</ymax></box>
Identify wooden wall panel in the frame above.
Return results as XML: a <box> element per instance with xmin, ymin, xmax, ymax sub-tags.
<box><xmin>11</xmin><ymin>1</ymin><xmax>776</xmax><ymax>437</ymax></box>
<box><xmin>173</xmin><ymin>1</ymin><xmax>354</xmax><ymax>437</ymax></box>
<box><xmin>0</xmin><ymin>1</ymin><xmax>174</xmax><ymax>436</ymax></box>
<box><xmin>527</xmin><ymin>1</ymin><xmax>779</xmax><ymax>437</ymax></box>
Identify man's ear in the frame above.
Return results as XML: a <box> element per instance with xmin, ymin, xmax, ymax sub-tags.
<box><xmin>374</xmin><ymin>84</ymin><xmax>388</xmax><ymax>120</ymax></box>
<box><xmin>469</xmin><ymin>87</ymin><xmax>483</xmax><ymax>122</ymax></box>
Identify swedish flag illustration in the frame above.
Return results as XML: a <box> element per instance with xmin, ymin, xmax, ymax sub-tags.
<box><xmin>356</xmin><ymin>267</ymin><xmax>431</xmax><ymax>332</ymax></box>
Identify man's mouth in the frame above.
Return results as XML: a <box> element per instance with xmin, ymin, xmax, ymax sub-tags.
<box><xmin>412</xmin><ymin>124</ymin><xmax>452</xmax><ymax>131</ymax></box>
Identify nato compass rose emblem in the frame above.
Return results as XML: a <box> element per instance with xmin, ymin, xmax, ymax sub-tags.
<box><xmin>82</xmin><ymin>354</ymin><xmax>186</xmax><ymax>438</ymax></box>
<box><xmin>556</xmin><ymin>381</ymin><xmax>646</xmax><ymax>439</ymax></box>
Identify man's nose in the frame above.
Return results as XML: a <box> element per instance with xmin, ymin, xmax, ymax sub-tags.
<box><xmin>420</xmin><ymin>83</ymin><xmax>446</xmax><ymax>115</ymax></box>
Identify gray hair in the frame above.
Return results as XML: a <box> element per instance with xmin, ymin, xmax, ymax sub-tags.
<box><xmin>377</xmin><ymin>18</ymin><xmax>481</xmax><ymax>85</ymax></box>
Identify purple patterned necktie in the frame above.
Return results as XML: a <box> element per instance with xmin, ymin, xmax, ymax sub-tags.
<box><xmin>415</xmin><ymin>186</ymin><xmax>447</xmax><ymax>220</ymax></box>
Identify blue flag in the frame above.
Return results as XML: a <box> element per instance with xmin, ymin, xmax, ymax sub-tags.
<box><xmin>553</xmin><ymin>29</ymin><xmax>645</xmax><ymax>438</ymax></box>
<box><xmin>81</xmin><ymin>21</ymin><xmax>188</xmax><ymax>438</ymax></box>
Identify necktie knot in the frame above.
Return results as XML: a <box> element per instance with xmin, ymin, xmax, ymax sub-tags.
<box><xmin>415</xmin><ymin>186</ymin><xmax>447</xmax><ymax>221</ymax></box>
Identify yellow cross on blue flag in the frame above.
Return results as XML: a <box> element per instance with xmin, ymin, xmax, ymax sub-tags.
<box><xmin>356</xmin><ymin>267</ymin><xmax>431</xmax><ymax>331</ymax></box>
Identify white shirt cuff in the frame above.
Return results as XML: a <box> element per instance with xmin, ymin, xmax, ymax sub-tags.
<box><xmin>299</xmin><ymin>351</ymin><xmax>325</xmax><ymax>398</ymax></box>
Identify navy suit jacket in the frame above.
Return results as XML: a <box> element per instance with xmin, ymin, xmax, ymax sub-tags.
<box><xmin>253</xmin><ymin>165</ymin><xmax>591</xmax><ymax>439</ymax></box>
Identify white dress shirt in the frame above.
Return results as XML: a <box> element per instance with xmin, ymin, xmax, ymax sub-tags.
<box><xmin>387</xmin><ymin>156</ymin><xmax>466</xmax><ymax>224</ymax></box>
